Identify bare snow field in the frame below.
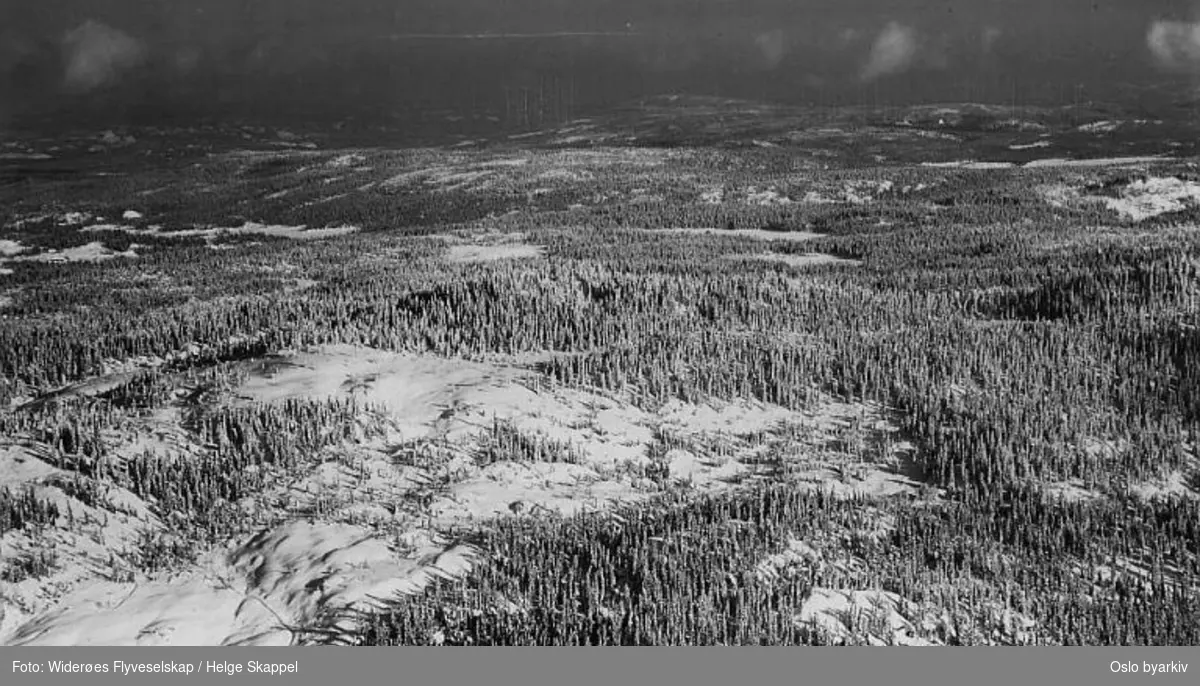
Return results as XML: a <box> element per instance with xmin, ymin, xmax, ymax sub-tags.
<box><xmin>2</xmin><ymin>517</ymin><xmax>474</xmax><ymax>646</ymax></box>
<box><xmin>701</xmin><ymin>185</ymin><xmax>895</xmax><ymax>207</ymax></box>
<box><xmin>921</xmin><ymin>157</ymin><xmax>1180</xmax><ymax>171</ymax></box>
<box><xmin>1038</xmin><ymin>174</ymin><xmax>1200</xmax><ymax>222</ymax></box>
<box><xmin>920</xmin><ymin>161</ymin><xmax>1017</xmax><ymax>170</ymax></box>
<box><xmin>82</xmin><ymin>221</ymin><xmax>359</xmax><ymax>242</ymax></box>
<box><xmin>11</xmin><ymin>242</ymin><xmax>140</xmax><ymax>263</ymax></box>
<box><xmin>212</xmin><ymin>222</ymin><xmax>359</xmax><ymax>240</ymax></box>
<box><xmin>1097</xmin><ymin>176</ymin><xmax>1200</xmax><ymax>221</ymax></box>
<box><xmin>728</xmin><ymin>253</ymin><xmax>863</xmax><ymax>268</ymax></box>
<box><xmin>444</xmin><ymin>243</ymin><xmax>546</xmax><ymax>264</ymax></box>
<box><xmin>1076</xmin><ymin>120</ymin><xmax>1122</xmax><ymax>134</ymax></box>
<box><xmin>1023</xmin><ymin>155</ymin><xmax>1175</xmax><ymax>168</ymax></box>
<box><xmin>327</xmin><ymin>153</ymin><xmax>369</xmax><ymax>168</ymax></box>
<box><xmin>430</xmin><ymin>231</ymin><xmax>547</xmax><ymax>264</ymax></box>
<box><xmin>0</xmin><ymin>153</ymin><xmax>54</xmax><ymax>161</ymax></box>
<box><xmin>1008</xmin><ymin>140</ymin><xmax>1052</xmax><ymax>151</ymax></box>
<box><xmin>16</xmin><ymin>209</ymin><xmax>357</xmax><ymax>245</ymax></box>
<box><xmin>0</xmin><ymin>240</ymin><xmax>139</xmax><ymax>270</ymax></box>
<box><xmin>1128</xmin><ymin>470</ymin><xmax>1198</xmax><ymax>501</ymax></box>
<box><xmin>647</xmin><ymin>228</ymin><xmax>824</xmax><ymax>242</ymax></box>
<box><xmin>233</xmin><ymin>344</ymin><xmax>924</xmax><ymax>504</ymax></box>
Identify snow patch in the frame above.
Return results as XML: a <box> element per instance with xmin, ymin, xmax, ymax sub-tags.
<box><xmin>216</xmin><ymin>222</ymin><xmax>358</xmax><ymax>240</ymax></box>
<box><xmin>59</xmin><ymin>212</ymin><xmax>92</xmax><ymax>226</ymax></box>
<box><xmin>798</xmin><ymin>588</ymin><xmax>936</xmax><ymax>646</ymax></box>
<box><xmin>0</xmin><ymin>240</ymin><xmax>27</xmax><ymax>257</ymax></box>
<box><xmin>9</xmin><ymin>242</ymin><xmax>138</xmax><ymax>263</ymax></box>
<box><xmin>1128</xmin><ymin>471</ymin><xmax>1196</xmax><ymax>501</ymax></box>
<box><xmin>648</xmin><ymin>228</ymin><xmax>822</xmax><ymax>242</ymax></box>
<box><xmin>445</xmin><ymin>243</ymin><xmax>545</xmax><ymax>263</ymax></box>
<box><xmin>328</xmin><ymin>153</ymin><xmax>367</xmax><ymax>168</ymax></box>
<box><xmin>729</xmin><ymin>252</ymin><xmax>862</xmax><ymax>268</ymax></box>
<box><xmin>1099</xmin><ymin>176</ymin><xmax>1200</xmax><ymax>222</ymax></box>
<box><xmin>87</xmin><ymin>222</ymin><xmax>359</xmax><ymax>242</ymax></box>
<box><xmin>0</xmin><ymin>152</ymin><xmax>54</xmax><ymax>160</ymax></box>
<box><xmin>1077</xmin><ymin>120</ymin><xmax>1121</xmax><ymax>134</ymax></box>
<box><xmin>1008</xmin><ymin>140</ymin><xmax>1051</xmax><ymax>150</ymax></box>
<box><xmin>745</xmin><ymin>187</ymin><xmax>792</xmax><ymax>205</ymax></box>
<box><xmin>921</xmin><ymin>160</ymin><xmax>1016</xmax><ymax>170</ymax></box>
<box><xmin>1023</xmin><ymin>156</ymin><xmax>1172</xmax><ymax>169</ymax></box>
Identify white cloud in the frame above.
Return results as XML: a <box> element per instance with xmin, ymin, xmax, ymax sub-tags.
<box><xmin>174</xmin><ymin>46</ymin><xmax>202</xmax><ymax>75</ymax></box>
<box><xmin>62</xmin><ymin>20</ymin><xmax>146</xmax><ymax>93</ymax></box>
<box><xmin>860</xmin><ymin>21</ymin><xmax>919</xmax><ymax>81</ymax></box>
<box><xmin>982</xmin><ymin>26</ymin><xmax>1003</xmax><ymax>54</ymax></box>
<box><xmin>1146</xmin><ymin>20</ymin><xmax>1200</xmax><ymax>70</ymax></box>
<box><xmin>755</xmin><ymin>29</ymin><xmax>787</xmax><ymax>69</ymax></box>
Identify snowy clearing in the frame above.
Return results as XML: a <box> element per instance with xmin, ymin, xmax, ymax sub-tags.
<box><xmin>1037</xmin><ymin>175</ymin><xmax>1200</xmax><ymax>221</ymax></box>
<box><xmin>2</xmin><ymin>520</ymin><xmax>473</xmax><ymax>646</ymax></box>
<box><xmin>1128</xmin><ymin>470</ymin><xmax>1197</xmax><ymax>501</ymax></box>
<box><xmin>6</xmin><ymin>242</ymin><xmax>138</xmax><ymax>264</ymax></box>
<box><xmin>648</xmin><ymin>228</ymin><xmax>823</xmax><ymax>242</ymax></box>
<box><xmin>1009</xmin><ymin>141</ymin><xmax>1052</xmax><ymax>150</ymax></box>
<box><xmin>1023</xmin><ymin>156</ymin><xmax>1174</xmax><ymax>169</ymax></box>
<box><xmin>235</xmin><ymin>345</ymin><xmax>928</xmax><ymax>507</ymax></box>
<box><xmin>1098</xmin><ymin>176</ymin><xmax>1200</xmax><ymax>222</ymax></box>
<box><xmin>84</xmin><ymin>222</ymin><xmax>359</xmax><ymax>242</ymax></box>
<box><xmin>0</xmin><ymin>152</ymin><xmax>54</xmax><ymax>160</ymax></box>
<box><xmin>1077</xmin><ymin>120</ymin><xmax>1121</xmax><ymax>134</ymax></box>
<box><xmin>327</xmin><ymin>153</ymin><xmax>368</xmax><ymax>168</ymax></box>
<box><xmin>921</xmin><ymin>161</ymin><xmax>1016</xmax><ymax>170</ymax></box>
<box><xmin>798</xmin><ymin>588</ymin><xmax>937</xmax><ymax>646</ymax></box>
<box><xmin>213</xmin><ymin>222</ymin><xmax>359</xmax><ymax>240</ymax></box>
<box><xmin>445</xmin><ymin>243</ymin><xmax>545</xmax><ymax>263</ymax></box>
<box><xmin>728</xmin><ymin>252</ymin><xmax>862</xmax><ymax>268</ymax></box>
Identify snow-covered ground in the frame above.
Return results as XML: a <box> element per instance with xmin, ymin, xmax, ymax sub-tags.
<box><xmin>82</xmin><ymin>221</ymin><xmax>359</xmax><ymax>242</ymax></box>
<box><xmin>1098</xmin><ymin>176</ymin><xmax>1200</xmax><ymax>222</ymax></box>
<box><xmin>728</xmin><ymin>252</ymin><xmax>862</xmax><ymax>268</ymax></box>
<box><xmin>0</xmin><ymin>240</ymin><xmax>139</xmax><ymax>269</ymax></box>
<box><xmin>646</xmin><ymin>228</ymin><xmax>823</xmax><ymax>242</ymax></box>
<box><xmin>445</xmin><ymin>243</ymin><xmax>545</xmax><ymax>263</ymax></box>
<box><xmin>921</xmin><ymin>161</ymin><xmax>1016</xmax><ymax>170</ymax></box>
<box><xmin>2</xmin><ymin>518</ymin><xmax>473</xmax><ymax>646</ymax></box>
<box><xmin>0</xmin><ymin>152</ymin><xmax>54</xmax><ymax>160</ymax></box>
<box><xmin>1038</xmin><ymin>175</ymin><xmax>1200</xmax><ymax>222</ymax></box>
<box><xmin>1009</xmin><ymin>140</ymin><xmax>1052</xmax><ymax>151</ymax></box>
<box><xmin>1</xmin><ymin>343</ymin><xmax>930</xmax><ymax>645</ymax></box>
<box><xmin>1024</xmin><ymin>155</ymin><xmax>1174</xmax><ymax>169</ymax></box>
<box><xmin>12</xmin><ymin>242</ymin><xmax>139</xmax><ymax>263</ymax></box>
<box><xmin>1076</xmin><ymin>120</ymin><xmax>1121</xmax><ymax>134</ymax></box>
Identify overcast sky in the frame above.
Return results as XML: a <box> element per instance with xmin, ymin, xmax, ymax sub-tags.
<box><xmin>4</xmin><ymin>1</ymin><xmax>1185</xmax><ymax>34</ymax></box>
<box><xmin>2</xmin><ymin>1</ymin><xmax>1197</xmax><ymax>127</ymax></box>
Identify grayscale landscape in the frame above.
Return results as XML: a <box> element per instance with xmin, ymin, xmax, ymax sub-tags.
<box><xmin>1</xmin><ymin>0</ymin><xmax>1199</xmax><ymax>646</ymax></box>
